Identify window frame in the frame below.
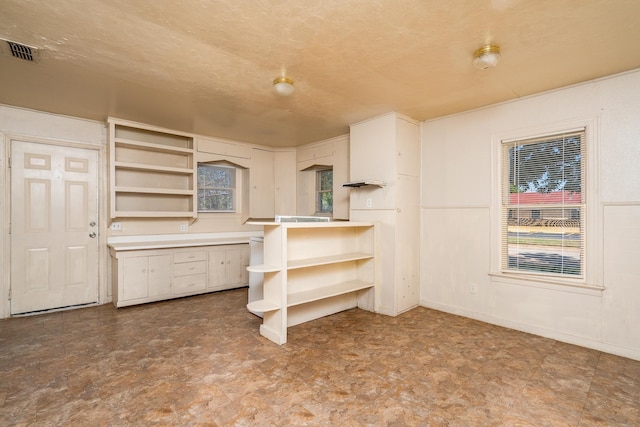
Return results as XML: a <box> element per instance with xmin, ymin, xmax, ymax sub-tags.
<box><xmin>501</xmin><ymin>129</ymin><xmax>585</xmax><ymax>279</ymax></box>
<box><xmin>490</xmin><ymin>118</ymin><xmax>602</xmax><ymax>290</ymax></box>
<box><xmin>315</xmin><ymin>167</ymin><xmax>333</xmax><ymax>215</ymax></box>
<box><xmin>197</xmin><ymin>163</ymin><xmax>237</xmax><ymax>213</ymax></box>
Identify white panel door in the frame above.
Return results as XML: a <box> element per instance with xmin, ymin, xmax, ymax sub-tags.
<box><xmin>11</xmin><ymin>140</ymin><xmax>99</xmax><ymax>314</ymax></box>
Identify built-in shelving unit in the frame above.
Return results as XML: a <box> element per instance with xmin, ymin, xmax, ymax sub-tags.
<box><xmin>246</xmin><ymin>221</ymin><xmax>377</xmax><ymax>345</ymax></box>
<box><xmin>108</xmin><ymin>118</ymin><xmax>196</xmax><ymax>218</ymax></box>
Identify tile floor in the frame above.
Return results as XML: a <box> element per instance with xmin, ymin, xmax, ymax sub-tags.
<box><xmin>1</xmin><ymin>288</ymin><xmax>639</xmax><ymax>426</ymax></box>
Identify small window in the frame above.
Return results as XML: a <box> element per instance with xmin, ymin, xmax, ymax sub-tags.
<box><xmin>316</xmin><ymin>168</ymin><xmax>333</xmax><ymax>214</ymax></box>
<box><xmin>502</xmin><ymin>130</ymin><xmax>585</xmax><ymax>277</ymax></box>
<box><xmin>197</xmin><ymin>164</ymin><xmax>236</xmax><ymax>212</ymax></box>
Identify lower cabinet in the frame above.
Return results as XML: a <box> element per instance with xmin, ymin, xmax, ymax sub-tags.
<box><xmin>172</xmin><ymin>250</ymin><xmax>207</xmax><ymax>295</ymax></box>
<box><xmin>111</xmin><ymin>244</ymin><xmax>249</xmax><ymax>307</ymax></box>
<box><xmin>121</xmin><ymin>254</ymin><xmax>171</xmax><ymax>301</ymax></box>
<box><xmin>207</xmin><ymin>246</ymin><xmax>249</xmax><ymax>291</ymax></box>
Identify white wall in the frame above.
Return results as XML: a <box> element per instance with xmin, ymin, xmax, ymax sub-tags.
<box><xmin>420</xmin><ymin>69</ymin><xmax>640</xmax><ymax>360</ymax></box>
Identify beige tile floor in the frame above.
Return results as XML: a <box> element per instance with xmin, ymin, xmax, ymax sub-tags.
<box><xmin>1</xmin><ymin>288</ymin><xmax>639</xmax><ymax>426</ymax></box>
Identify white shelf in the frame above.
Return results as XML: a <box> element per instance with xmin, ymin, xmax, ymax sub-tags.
<box><xmin>114</xmin><ymin>161</ymin><xmax>193</xmax><ymax>175</ymax></box>
<box><xmin>247</xmin><ymin>264</ymin><xmax>281</xmax><ymax>273</ymax></box>
<box><xmin>115</xmin><ymin>186</ymin><xmax>194</xmax><ymax>195</ymax></box>
<box><xmin>287</xmin><ymin>252</ymin><xmax>373</xmax><ymax>270</ymax></box>
<box><xmin>247</xmin><ymin>300</ymin><xmax>280</xmax><ymax>312</ymax></box>
<box><xmin>288</xmin><ymin>280</ymin><xmax>374</xmax><ymax>307</ymax></box>
<box><xmin>115</xmin><ymin>138</ymin><xmax>193</xmax><ymax>154</ymax></box>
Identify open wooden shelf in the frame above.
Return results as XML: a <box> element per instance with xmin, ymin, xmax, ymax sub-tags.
<box><xmin>248</xmin><ymin>221</ymin><xmax>377</xmax><ymax>345</ymax></box>
<box><xmin>288</xmin><ymin>280</ymin><xmax>374</xmax><ymax>307</ymax></box>
<box><xmin>287</xmin><ymin>252</ymin><xmax>374</xmax><ymax>270</ymax></box>
<box><xmin>108</xmin><ymin>118</ymin><xmax>197</xmax><ymax>219</ymax></box>
<box><xmin>246</xmin><ymin>264</ymin><xmax>281</xmax><ymax>273</ymax></box>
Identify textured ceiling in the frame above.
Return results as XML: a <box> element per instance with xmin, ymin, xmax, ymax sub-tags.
<box><xmin>1</xmin><ymin>0</ymin><xmax>640</xmax><ymax>147</ymax></box>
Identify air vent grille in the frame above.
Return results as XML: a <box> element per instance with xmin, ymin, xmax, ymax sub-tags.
<box><xmin>1</xmin><ymin>38</ymin><xmax>39</xmax><ymax>62</ymax></box>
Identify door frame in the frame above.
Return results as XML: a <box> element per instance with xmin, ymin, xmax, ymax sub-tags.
<box><xmin>0</xmin><ymin>132</ymin><xmax>107</xmax><ymax>318</ymax></box>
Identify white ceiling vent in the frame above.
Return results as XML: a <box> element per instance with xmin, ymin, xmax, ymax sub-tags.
<box><xmin>0</xmin><ymin>38</ymin><xmax>39</xmax><ymax>62</ymax></box>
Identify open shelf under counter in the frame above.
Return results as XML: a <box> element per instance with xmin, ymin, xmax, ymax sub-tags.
<box><xmin>287</xmin><ymin>252</ymin><xmax>374</xmax><ymax>270</ymax></box>
<box><xmin>288</xmin><ymin>280</ymin><xmax>374</xmax><ymax>307</ymax></box>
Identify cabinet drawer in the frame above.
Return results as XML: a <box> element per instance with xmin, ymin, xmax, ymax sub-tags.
<box><xmin>173</xmin><ymin>274</ymin><xmax>207</xmax><ymax>294</ymax></box>
<box><xmin>173</xmin><ymin>260</ymin><xmax>207</xmax><ymax>276</ymax></box>
<box><xmin>173</xmin><ymin>251</ymin><xmax>207</xmax><ymax>263</ymax></box>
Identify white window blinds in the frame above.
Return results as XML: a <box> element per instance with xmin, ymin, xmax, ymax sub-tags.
<box><xmin>501</xmin><ymin>130</ymin><xmax>586</xmax><ymax>277</ymax></box>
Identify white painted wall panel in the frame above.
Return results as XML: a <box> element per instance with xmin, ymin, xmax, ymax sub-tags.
<box><xmin>421</xmin><ymin>208</ymin><xmax>491</xmax><ymax>313</ymax></box>
<box><xmin>421</xmin><ymin>110</ymin><xmax>492</xmax><ymax>207</ymax></box>
<box><xmin>602</xmin><ymin>205</ymin><xmax>640</xmax><ymax>350</ymax></box>
<box><xmin>490</xmin><ymin>281</ymin><xmax>602</xmax><ymax>341</ymax></box>
<box><xmin>420</xmin><ymin>69</ymin><xmax>640</xmax><ymax>359</ymax></box>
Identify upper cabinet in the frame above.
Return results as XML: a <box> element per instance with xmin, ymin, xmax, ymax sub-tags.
<box><xmin>274</xmin><ymin>150</ymin><xmax>297</xmax><ymax>216</ymax></box>
<box><xmin>249</xmin><ymin>148</ymin><xmax>275</xmax><ymax>219</ymax></box>
<box><xmin>108</xmin><ymin>118</ymin><xmax>196</xmax><ymax>218</ymax></box>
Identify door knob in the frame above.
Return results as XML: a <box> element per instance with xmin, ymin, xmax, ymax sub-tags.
<box><xmin>89</xmin><ymin>232</ymin><xmax>97</xmax><ymax>238</ymax></box>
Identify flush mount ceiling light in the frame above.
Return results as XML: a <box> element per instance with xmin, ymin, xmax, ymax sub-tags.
<box><xmin>473</xmin><ymin>44</ymin><xmax>501</xmax><ymax>70</ymax></box>
<box><xmin>273</xmin><ymin>76</ymin><xmax>294</xmax><ymax>96</ymax></box>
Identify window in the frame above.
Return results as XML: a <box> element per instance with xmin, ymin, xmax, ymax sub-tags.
<box><xmin>502</xmin><ymin>130</ymin><xmax>585</xmax><ymax>277</ymax></box>
<box><xmin>316</xmin><ymin>168</ymin><xmax>333</xmax><ymax>214</ymax></box>
<box><xmin>197</xmin><ymin>164</ymin><xmax>236</xmax><ymax>212</ymax></box>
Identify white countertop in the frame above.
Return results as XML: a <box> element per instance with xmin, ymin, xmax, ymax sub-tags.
<box><xmin>107</xmin><ymin>231</ymin><xmax>263</xmax><ymax>251</ymax></box>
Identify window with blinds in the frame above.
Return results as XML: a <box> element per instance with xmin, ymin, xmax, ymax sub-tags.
<box><xmin>502</xmin><ymin>129</ymin><xmax>585</xmax><ymax>277</ymax></box>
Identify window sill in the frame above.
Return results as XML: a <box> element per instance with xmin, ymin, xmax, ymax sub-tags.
<box><xmin>489</xmin><ymin>272</ymin><xmax>604</xmax><ymax>296</ymax></box>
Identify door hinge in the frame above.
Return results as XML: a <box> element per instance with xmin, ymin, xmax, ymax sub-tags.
<box><xmin>8</xmin><ymin>288</ymin><xmax>11</xmax><ymax>300</ymax></box>
<box><xmin>7</xmin><ymin>156</ymin><xmax>11</xmax><ymax>168</ymax></box>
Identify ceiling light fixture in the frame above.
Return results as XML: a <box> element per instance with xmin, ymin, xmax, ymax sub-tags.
<box><xmin>473</xmin><ymin>44</ymin><xmax>501</xmax><ymax>70</ymax></box>
<box><xmin>273</xmin><ymin>76</ymin><xmax>294</xmax><ymax>96</ymax></box>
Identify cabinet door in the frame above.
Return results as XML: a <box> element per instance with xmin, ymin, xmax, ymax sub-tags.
<box><xmin>249</xmin><ymin>148</ymin><xmax>274</xmax><ymax>218</ymax></box>
<box><xmin>148</xmin><ymin>255</ymin><xmax>172</xmax><ymax>297</ymax></box>
<box><xmin>274</xmin><ymin>150</ymin><xmax>297</xmax><ymax>216</ymax></box>
<box><xmin>207</xmin><ymin>249</ymin><xmax>226</xmax><ymax>289</ymax></box>
<box><xmin>122</xmin><ymin>257</ymin><xmax>149</xmax><ymax>300</ymax></box>
<box><xmin>225</xmin><ymin>246</ymin><xmax>248</xmax><ymax>286</ymax></box>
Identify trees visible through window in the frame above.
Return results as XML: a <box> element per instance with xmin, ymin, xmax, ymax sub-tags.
<box><xmin>316</xmin><ymin>168</ymin><xmax>333</xmax><ymax>214</ymax></box>
<box><xmin>197</xmin><ymin>164</ymin><xmax>235</xmax><ymax>212</ymax></box>
<box><xmin>502</xmin><ymin>130</ymin><xmax>585</xmax><ymax>277</ymax></box>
